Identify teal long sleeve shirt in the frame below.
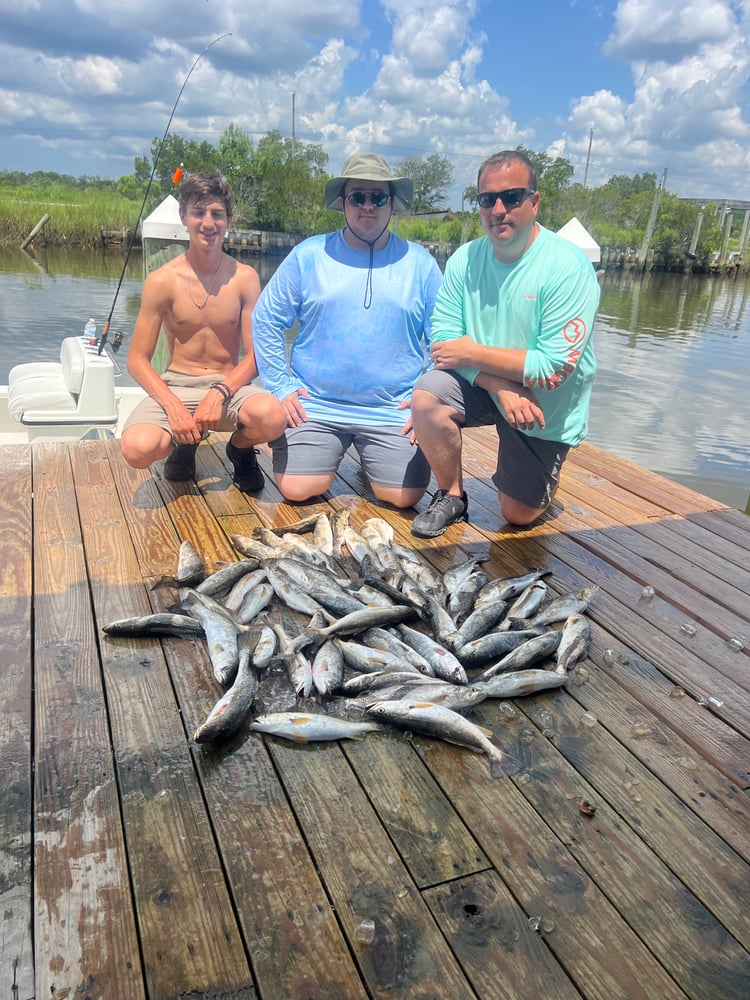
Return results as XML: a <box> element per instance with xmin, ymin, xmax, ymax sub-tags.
<box><xmin>431</xmin><ymin>225</ymin><xmax>600</xmax><ymax>446</ymax></box>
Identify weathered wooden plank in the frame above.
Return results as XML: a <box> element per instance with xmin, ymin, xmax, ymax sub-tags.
<box><xmin>510</xmin><ymin>693</ymin><xmax>750</xmax><ymax>960</ymax></box>
<box><xmin>180</xmin><ymin>698</ymin><xmax>369</xmax><ymax>999</ymax></box>
<box><xmin>561</xmin><ymin>463</ymin><xmax>750</xmax><ymax>607</ymax></box>
<box><xmin>559</xmin><ymin>636</ymin><xmax>750</xmax><ymax>855</ymax></box>
<box><xmin>552</xmin><ymin>470</ymin><xmax>750</xmax><ymax>636</ymax></box>
<box><xmin>560</xmin><ymin>451</ymin><xmax>750</xmax><ymax>568</ymax></box>
<box><xmin>0</xmin><ymin>445</ymin><xmax>34</xmax><ymax>999</ymax></box>
<box><xmin>682</xmin><ymin>506</ymin><xmax>750</xmax><ymax>550</ymax></box>
<box><xmin>267</xmin><ymin>734</ymin><xmax>480</xmax><ymax>999</ymax></box>
<box><xmin>102</xmin><ymin>440</ymin><xmax>185</xmax><ymax>581</ymax></box>
<box><xmin>422</xmin><ymin>870</ymin><xmax>583</xmax><ymax>1000</ymax></box>
<box><xmin>150</xmin><ymin>480</ymin><xmax>240</xmax><ymax>571</ymax></box>
<box><xmin>112</xmin><ymin>445</ymin><xmax>367</xmax><ymax>998</ymax></box>
<box><xmin>552</xmin><ymin>518</ymin><xmax>750</xmax><ymax>683</ymax></box>
<box><xmin>411</xmin><ymin>732</ymin><xmax>689</xmax><ymax>1000</ymax></box>
<box><xmin>342</xmin><ymin>729</ymin><xmax>490</xmax><ymax>888</ymax></box>
<box><xmin>32</xmin><ymin>442</ymin><xmax>144</xmax><ymax>999</ymax></box>
<box><xmin>74</xmin><ymin>443</ymin><xmax>254</xmax><ymax>997</ymax></box>
<box><xmin>572</xmin><ymin>441</ymin><xmax>726</xmax><ymax>517</ymax></box>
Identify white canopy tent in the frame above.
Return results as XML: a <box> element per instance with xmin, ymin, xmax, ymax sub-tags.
<box><xmin>556</xmin><ymin>217</ymin><xmax>601</xmax><ymax>264</ymax></box>
<box><xmin>141</xmin><ymin>195</ymin><xmax>188</xmax><ymax>241</ymax></box>
<box><xmin>141</xmin><ymin>195</ymin><xmax>189</xmax><ymax>274</ymax></box>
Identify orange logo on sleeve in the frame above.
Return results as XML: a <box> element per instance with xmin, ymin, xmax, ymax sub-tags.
<box><xmin>563</xmin><ymin>318</ymin><xmax>587</xmax><ymax>344</ymax></box>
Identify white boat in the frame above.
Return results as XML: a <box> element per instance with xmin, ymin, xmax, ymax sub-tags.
<box><xmin>0</xmin><ymin>194</ymin><xmax>188</xmax><ymax>445</ymax></box>
<box><xmin>0</xmin><ymin>335</ymin><xmax>146</xmax><ymax>445</ymax></box>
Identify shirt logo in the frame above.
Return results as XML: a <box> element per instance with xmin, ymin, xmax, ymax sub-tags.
<box><xmin>563</xmin><ymin>318</ymin><xmax>587</xmax><ymax>344</ymax></box>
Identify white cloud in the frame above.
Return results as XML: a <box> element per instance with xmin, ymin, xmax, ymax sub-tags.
<box><xmin>605</xmin><ymin>0</ymin><xmax>736</xmax><ymax>60</ymax></box>
<box><xmin>554</xmin><ymin>0</ymin><xmax>750</xmax><ymax>193</ymax></box>
<box><xmin>387</xmin><ymin>1</ymin><xmax>478</xmax><ymax>74</ymax></box>
<box><xmin>0</xmin><ymin>0</ymin><xmax>749</xmax><ymax>203</ymax></box>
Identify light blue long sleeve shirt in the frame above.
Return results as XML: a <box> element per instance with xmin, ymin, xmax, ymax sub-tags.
<box><xmin>252</xmin><ymin>230</ymin><xmax>443</xmax><ymax>426</ymax></box>
<box><xmin>431</xmin><ymin>226</ymin><xmax>600</xmax><ymax>446</ymax></box>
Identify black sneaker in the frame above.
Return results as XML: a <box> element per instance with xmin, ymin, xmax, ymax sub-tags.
<box><xmin>411</xmin><ymin>489</ymin><xmax>469</xmax><ymax>538</ymax></box>
<box><xmin>164</xmin><ymin>443</ymin><xmax>198</xmax><ymax>481</ymax></box>
<box><xmin>226</xmin><ymin>440</ymin><xmax>264</xmax><ymax>493</ymax></box>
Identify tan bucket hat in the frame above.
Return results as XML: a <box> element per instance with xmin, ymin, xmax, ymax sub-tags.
<box><xmin>324</xmin><ymin>153</ymin><xmax>413</xmax><ymax>212</ymax></box>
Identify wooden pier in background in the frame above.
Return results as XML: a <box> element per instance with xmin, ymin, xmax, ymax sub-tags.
<box><xmin>0</xmin><ymin>430</ymin><xmax>748</xmax><ymax>999</ymax></box>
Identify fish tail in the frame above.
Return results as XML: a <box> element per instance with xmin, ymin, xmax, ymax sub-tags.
<box><xmin>489</xmin><ymin>751</ymin><xmax>523</xmax><ymax>780</ymax></box>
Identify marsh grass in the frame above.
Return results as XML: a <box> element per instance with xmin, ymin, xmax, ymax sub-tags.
<box><xmin>0</xmin><ymin>184</ymin><xmax>142</xmax><ymax>246</ymax></box>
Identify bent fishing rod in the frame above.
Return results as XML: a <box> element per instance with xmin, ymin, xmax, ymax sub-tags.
<box><xmin>98</xmin><ymin>32</ymin><xmax>231</xmax><ymax>355</ymax></box>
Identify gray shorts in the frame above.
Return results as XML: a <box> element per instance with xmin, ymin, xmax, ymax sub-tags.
<box><xmin>123</xmin><ymin>370</ymin><xmax>265</xmax><ymax>436</ymax></box>
<box><xmin>414</xmin><ymin>369</ymin><xmax>569</xmax><ymax>508</ymax></box>
<box><xmin>270</xmin><ymin>420</ymin><xmax>431</xmax><ymax>490</ymax></box>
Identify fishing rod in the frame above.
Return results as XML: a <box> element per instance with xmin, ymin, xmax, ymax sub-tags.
<box><xmin>98</xmin><ymin>32</ymin><xmax>231</xmax><ymax>355</ymax></box>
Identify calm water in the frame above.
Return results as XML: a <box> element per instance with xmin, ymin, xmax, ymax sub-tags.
<box><xmin>1</xmin><ymin>246</ymin><xmax>748</xmax><ymax>513</ymax></box>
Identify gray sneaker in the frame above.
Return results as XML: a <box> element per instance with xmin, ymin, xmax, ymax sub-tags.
<box><xmin>411</xmin><ymin>490</ymin><xmax>469</xmax><ymax>538</ymax></box>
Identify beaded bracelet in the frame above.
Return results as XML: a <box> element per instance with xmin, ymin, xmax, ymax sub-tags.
<box><xmin>209</xmin><ymin>382</ymin><xmax>232</xmax><ymax>402</ymax></box>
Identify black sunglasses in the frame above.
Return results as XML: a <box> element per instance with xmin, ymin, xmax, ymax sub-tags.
<box><xmin>476</xmin><ymin>187</ymin><xmax>535</xmax><ymax>210</ymax></box>
<box><xmin>345</xmin><ymin>191</ymin><xmax>391</xmax><ymax>208</ymax></box>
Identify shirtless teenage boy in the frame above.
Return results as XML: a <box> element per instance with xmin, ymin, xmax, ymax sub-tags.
<box><xmin>121</xmin><ymin>172</ymin><xmax>285</xmax><ymax>491</ymax></box>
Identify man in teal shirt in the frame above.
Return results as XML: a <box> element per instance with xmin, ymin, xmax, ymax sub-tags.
<box><xmin>411</xmin><ymin>149</ymin><xmax>600</xmax><ymax>537</ymax></box>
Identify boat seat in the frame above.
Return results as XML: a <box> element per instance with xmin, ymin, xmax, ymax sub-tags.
<box><xmin>8</xmin><ymin>336</ymin><xmax>118</xmax><ymax>429</ymax></box>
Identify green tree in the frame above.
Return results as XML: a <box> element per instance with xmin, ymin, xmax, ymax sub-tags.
<box><xmin>515</xmin><ymin>146</ymin><xmax>574</xmax><ymax>229</ymax></box>
<box><xmin>599</xmin><ymin>172</ymin><xmax>657</xmax><ymax>196</ymax></box>
<box><xmin>397</xmin><ymin>154</ymin><xmax>454</xmax><ymax>213</ymax></box>
<box><xmin>243</xmin><ymin>130</ymin><xmax>329</xmax><ymax>232</ymax></box>
<box><xmin>144</xmin><ymin>133</ymin><xmax>220</xmax><ymax>196</ymax></box>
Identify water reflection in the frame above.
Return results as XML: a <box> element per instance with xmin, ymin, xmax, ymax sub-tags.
<box><xmin>587</xmin><ymin>270</ymin><xmax>749</xmax><ymax>512</ymax></box>
<box><xmin>0</xmin><ymin>246</ymin><xmax>747</xmax><ymax>512</ymax></box>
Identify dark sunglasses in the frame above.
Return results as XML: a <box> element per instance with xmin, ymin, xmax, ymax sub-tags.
<box><xmin>476</xmin><ymin>187</ymin><xmax>535</xmax><ymax>210</ymax></box>
<box><xmin>345</xmin><ymin>191</ymin><xmax>391</xmax><ymax>208</ymax></box>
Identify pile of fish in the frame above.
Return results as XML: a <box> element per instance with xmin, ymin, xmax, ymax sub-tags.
<box><xmin>103</xmin><ymin>510</ymin><xmax>598</xmax><ymax>779</ymax></box>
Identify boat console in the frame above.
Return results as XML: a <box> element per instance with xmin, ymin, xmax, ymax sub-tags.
<box><xmin>7</xmin><ymin>336</ymin><xmax>118</xmax><ymax>439</ymax></box>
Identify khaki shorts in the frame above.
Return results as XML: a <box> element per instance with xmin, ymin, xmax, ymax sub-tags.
<box><xmin>123</xmin><ymin>370</ymin><xmax>265</xmax><ymax>436</ymax></box>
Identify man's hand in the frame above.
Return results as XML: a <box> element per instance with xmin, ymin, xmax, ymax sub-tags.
<box><xmin>476</xmin><ymin>372</ymin><xmax>545</xmax><ymax>431</ymax></box>
<box><xmin>431</xmin><ymin>336</ymin><xmax>475</xmax><ymax>370</ymax></box>
<box><xmin>495</xmin><ymin>385</ymin><xmax>545</xmax><ymax>431</ymax></box>
<box><xmin>397</xmin><ymin>397</ymin><xmax>416</xmax><ymax>442</ymax></box>
<box><xmin>194</xmin><ymin>388</ymin><xmax>226</xmax><ymax>434</ymax></box>
<box><xmin>282</xmin><ymin>388</ymin><xmax>309</xmax><ymax>427</ymax></box>
<box><xmin>167</xmin><ymin>402</ymin><xmax>203</xmax><ymax>444</ymax></box>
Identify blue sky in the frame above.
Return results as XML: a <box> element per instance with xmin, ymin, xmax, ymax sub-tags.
<box><xmin>1</xmin><ymin>0</ymin><xmax>748</xmax><ymax>208</ymax></box>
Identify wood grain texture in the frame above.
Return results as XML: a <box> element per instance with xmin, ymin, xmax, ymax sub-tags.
<box><xmin>1</xmin><ymin>429</ymin><xmax>747</xmax><ymax>1000</ymax></box>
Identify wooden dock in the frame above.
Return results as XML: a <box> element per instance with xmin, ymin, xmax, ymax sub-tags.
<box><xmin>1</xmin><ymin>430</ymin><xmax>748</xmax><ymax>1000</ymax></box>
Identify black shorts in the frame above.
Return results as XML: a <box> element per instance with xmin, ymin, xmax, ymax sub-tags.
<box><xmin>414</xmin><ymin>369</ymin><xmax>569</xmax><ymax>509</ymax></box>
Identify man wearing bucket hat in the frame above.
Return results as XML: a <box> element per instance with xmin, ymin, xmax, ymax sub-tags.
<box><xmin>252</xmin><ymin>152</ymin><xmax>442</xmax><ymax>508</ymax></box>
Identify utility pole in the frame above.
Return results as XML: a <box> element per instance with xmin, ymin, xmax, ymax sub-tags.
<box><xmin>291</xmin><ymin>91</ymin><xmax>296</xmax><ymax>157</ymax></box>
<box><xmin>637</xmin><ymin>167</ymin><xmax>668</xmax><ymax>270</ymax></box>
<box><xmin>582</xmin><ymin>129</ymin><xmax>593</xmax><ymax>189</ymax></box>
